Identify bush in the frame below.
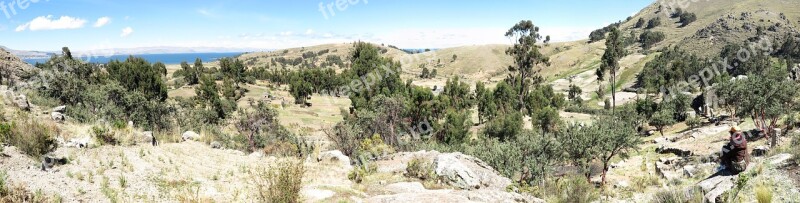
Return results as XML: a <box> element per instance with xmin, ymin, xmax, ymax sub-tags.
<box><xmin>646</xmin><ymin>17</ymin><xmax>662</xmax><ymax>29</ymax></box>
<box><xmin>256</xmin><ymin>159</ymin><xmax>305</xmax><ymax>203</ymax></box>
<box><xmin>640</xmin><ymin>31</ymin><xmax>666</xmax><ymax>49</ymax></box>
<box><xmin>93</xmin><ymin>125</ymin><xmax>117</xmax><ymax>146</ymax></box>
<box><xmin>651</xmin><ymin>187</ymin><xmax>703</xmax><ymax>203</ymax></box>
<box><xmin>686</xmin><ymin>116</ymin><xmax>702</xmax><ymax>129</ymax></box>
<box><xmin>535</xmin><ymin>176</ymin><xmax>598</xmax><ymax>203</ymax></box>
<box><xmin>0</xmin><ymin>119</ymin><xmax>58</xmax><ymax>158</ymax></box>
<box><xmin>754</xmin><ymin>185</ymin><xmax>773</xmax><ymax>203</ymax></box>
<box><xmin>406</xmin><ymin>157</ymin><xmax>437</xmax><ymax>181</ymax></box>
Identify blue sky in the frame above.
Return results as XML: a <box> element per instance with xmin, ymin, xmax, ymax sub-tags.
<box><xmin>0</xmin><ymin>0</ymin><xmax>653</xmax><ymax>51</ymax></box>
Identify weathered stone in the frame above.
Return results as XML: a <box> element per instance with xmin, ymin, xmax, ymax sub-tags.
<box><xmin>14</xmin><ymin>95</ymin><xmax>29</xmax><ymax>111</ymax></box>
<box><xmin>210</xmin><ymin>141</ymin><xmax>222</xmax><ymax>149</ymax></box>
<box><xmin>752</xmin><ymin>146</ymin><xmax>770</xmax><ymax>157</ymax></box>
<box><xmin>52</xmin><ymin>105</ymin><xmax>66</xmax><ymax>113</ymax></box>
<box><xmin>683</xmin><ymin>165</ymin><xmax>697</xmax><ymax>178</ymax></box>
<box><xmin>435</xmin><ymin>153</ymin><xmax>481</xmax><ymax>190</ymax></box>
<box><xmin>384</xmin><ymin>182</ymin><xmax>426</xmax><ymax>194</ymax></box>
<box><xmin>317</xmin><ymin>150</ymin><xmax>352</xmax><ymax>170</ymax></box>
<box><xmin>50</xmin><ymin>112</ymin><xmax>65</xmax><ymax>123</ymax></box>
<box><xmin>656</xmin><ymin>145</ymin><xmax>693</xmax><ymax>157</ymax></box>
<box><xmin>767</xmin><ymin>153</ymin><xmax>793</xmax><ymax>168</ymax></box>
<box><xmin>698</xmin><ymin>175</ymin><xmax>735</xmax><ymax>203</ymax></box>
<box><xmin>182</xmin><ymin>131</ymin><xmax>201</xmax><ymax>142</ymax></box>
<box><xmin>41</xmin><ymin>155</ymin><xmax>68</xmax><ymax>171</ymax></box>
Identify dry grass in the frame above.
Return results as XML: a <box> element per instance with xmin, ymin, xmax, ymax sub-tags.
<box><xmin>0</xmin><ymin>116</ymin><xmax>58</xmax><ymax>159</ymax></box>
<box><xmin>255</xmin><ymin>159</ymin><xmax>305</xmax><ymax>203</ymax></box>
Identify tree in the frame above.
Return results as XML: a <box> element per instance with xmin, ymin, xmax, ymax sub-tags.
<box><xmin>439</xmin><ymin>110</ymin><xmax>472</xmax><ymax>144</ymax></box>
<box><xmin>598</xmin><ymin>26</ymin><xmax>625</xmax><ymax>110</ymax></box>
<box><xmin>561</xmin><ymin>122</ymin><xmax>600</xmax><ymax>180</ymax></box>
<box><xmin>452</xmin><ymin>54</ymin><xmax>458</xmax><ymax>62</ymax></box>
<box><xmin>180</xmin><ymin>61</ymin><xmax>199</xmax><ymax>85</ymax></box>
<box><xmin>568</xmin><ymin>83</ymin><xmax>583</xmax><ymax>106</ymax></box>
<box><xmin>634</xmin><ymin>18</ymin><xmax>646</xmax><ymax>28</ymax></box>
<box><xmin>505</xmin><ymin>20</ymin><xmax>550</xmax><ymax>112</ymax></box>
<box><xmin>646</xmin><ymin>17</ymin><xmax>661</xmax><ymax>29</ymax></box>
<box><xmin>289</xmin><ymin>79</ymin><xmax>313</xmax><ymax>104</ymax></box>
<box><xmin>62</xmin><ymin>47</ymin><xmax>72</xmax><ymax>59</ymax></box>
<box><xmin>484</xmin><ymin>112</ymin><xmax>523</xmax><ymax>141</ymax></box>
<box><xmin>650</xmin><ymin>107</ymin><xmax>676</xmax><ymax>136</ymax></box>
<box><xmin>734</xmin><ymin>65</ymin><xmax>799</xmax><ymax>146</ymax></box>
<box><xmin>594</xmin><ymin>116</ymin><xmax>640</xmax><ymax>185</ymax></box>
<box><xmin>679</xmin><ymin>12</ymin><xmax>697</xmax><ymax>27</ymax></box>
<box><xmin>639</xmin><ymin>30</ymin><xmax>666</xmax><ymax>49</ymax></box>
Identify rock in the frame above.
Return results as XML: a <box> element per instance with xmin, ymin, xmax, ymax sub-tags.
<box><xmin>52</xmin><ymin>105</ymin><xmax>66</xmax><ymax>113</ymax></box>
<box><xmin>50</xmin><ymin>112</ymin><xmax>65</xmax><ymax>123</ymax></box>
<box><xmin>434</xmin><ymin>153</ymin><xmax>481</xmax><ymax>190</ymax></box>
<box><xmin>210</xmin><ymin>141</ymin><xmax>222</xmax><ymax>149</ymax></box>
<box><xmin>63</xmin><ymin>137</ymin><xmax>92</xmax><ymax>148</ymax></box>
<box><xmin>767</xmin><ymin>153</ymin><xmax>793</xmax><ymax>168</ymax></box>
<box><xmin>137</xmin><ymin>131</ymin><xmax>154</xmax><ymax>144</ymax></box>
<box><xmin>317</xmin><ymin>150</ymin><xmax>352</xmax><ymax>169</ymax></box>
<box><xmin>614</xmin><ymin>180</ymin><xmax>630</xmax><ymax>189</ymax></box>
<box><xmin>367</xmin><ymin>189</ymin><xmax>543</xmax><ymax>203</ymax></box>
<box><xmin>698</xmin><ymin>175</ymin><xmax>735</xmax><ymax>203</ymax></box>
<box><xmin>683</xmin><ymin>165</ymin><xmax>697</xmax><ymax>178</ymax></box>
<box><xmin>14</xmin><ymin>95</ymin><xmax>29</xmax><ymax>111</ymax></box>
<box><xmin>656</xmin><ymin>146</ymin><xmax>693</xmax><ymax>157</ymax></box>
<box><xmin>182</xmin><ymin>131</ymin><xmax>201</xmax><ymax>142</ymax></box>
<box><xmin>41</xmin><ymin>155</ymin><xmax>68</xmax><ymax>171</ymax></box>
<box><xmin>752</xmin><ymin>146</ymin><xmax>770</xmax><ymax>157</ymax></box>
<box><xmin>301</xmin><ymin>188</ymin><xmax>335</xmax><ymax>202</ymax></box>
<box><xmin>384</xmin><ymin>182</ymin><xmax>426</xmax><ymax>194</ymax></box>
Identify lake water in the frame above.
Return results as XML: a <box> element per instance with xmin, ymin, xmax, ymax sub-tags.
<box><xmin>23</xmin><ymin>52</ymin><xmax>245</xmax><ymax>65</ymax></box>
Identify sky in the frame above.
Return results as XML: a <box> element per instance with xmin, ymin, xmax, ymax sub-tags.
<box><xmin>0</xmin><ymin>0</ymin><xmax>653</xmax><ymax>52</ymax></box>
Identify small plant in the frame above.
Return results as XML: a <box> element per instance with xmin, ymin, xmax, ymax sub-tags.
<box><xmin>651</xmin><ymin>187</ymin><xmax>703</xmax><ymax>203</ymax></box>
<box><xmin>256</xmin><ymin>159</ymin><xmax>305</xmax><ymax>203</ymax></box>
<box><xmin>406</xmin><ymin>157</ymin><xmax>436</xmax><ymax>181</ymax></box>
<box><xmin>632</xmin><ymin>174</ymin><xmax>661</xmax><ymax>192</ymax></box>
<box><xmin>119</xmin><ymin>175</ymin><xmax>127</xmax><ymax>188</ymax></box>
<box><xmin>93</xmin><ymin>125</ymin><xmax>117</xmax><ymax>146</ymax></box>
<box><xmin>0</xmin><ymin>119</ymin><xmax>58</xmax><ymax>158</ymax></box>
<box><xmin>686</xmin><ymin>116</ymin><xmax>702</xmax><ymax>129</ymax></box>
<box><xmin>754</xmin><ymin>184</ymin><xmax>773</xmax><ymax>203</ymax></box>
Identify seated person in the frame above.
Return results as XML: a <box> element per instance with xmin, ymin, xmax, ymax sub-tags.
<box><xmin>720</xmin><ymin>126</ymin><xmax>749</xmax><ymax>174</ymax></box>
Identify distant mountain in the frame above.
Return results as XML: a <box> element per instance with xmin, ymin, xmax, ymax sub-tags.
<box><xmin>75</xmin><ymin>46</ymin><xmax>265</xmax><ymax>56</ymax></box>
<box><xmin>0</xmin><ymin>45</ymin><xmax>55</xmax><ymax>59</ymax></box>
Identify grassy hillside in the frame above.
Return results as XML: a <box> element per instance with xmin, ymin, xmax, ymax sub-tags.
<box><xmin>620</xmin><ymin>0</ymin><xmax>800</xmax><ymax>57</ymax></box>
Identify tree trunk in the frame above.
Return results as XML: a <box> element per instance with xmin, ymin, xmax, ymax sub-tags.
<box><xmin>601</xmin><ymin>162</ymin><xmax>608</xmax><ymax>185</ymax></box>
<box><xmin>611</xmin><ymin>73</ymin><xmax>616</xmax><ymax>111</ymax></box>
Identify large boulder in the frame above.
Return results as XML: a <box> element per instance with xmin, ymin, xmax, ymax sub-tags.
<box><xmin>52</xmin><ymin>105</ymin><xmax>66</xmax><ymax>113</ymax></box>
<box><xmin>50</xmin><ymin>112</ymin><xmax>65</xmax><ymax>123</ymax></box>
<box><xmin>14</xmin><ymin>95</ymin><xmax>29</xmax><ymax>111</ymax></box>
<box><xmin>435</xmin><ymin>153</ymin><xmax>481</xmax><ymax>190</ymax></box>
<box><xmin>317</xmin><ymin>150</ymin><xmax>352</xmax><ymax>170</ymax></box>
<box><xmin>656</xmin><ymin>145</ymin><xmax>694</xmax><ymax>157</ymax></box>
<box><xmin>182</xmin><ymin>131</ymin><xmax>201</xmax><ymax>142</ymax></box>
<box><xmin>698</xmin><ymin>174</ymin><xmax>736</xmax><ymax>203</ymax></box>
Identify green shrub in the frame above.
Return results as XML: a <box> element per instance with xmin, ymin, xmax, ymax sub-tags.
<box><xmin>755</xmin><ymin>185</ymin><xmax>773</xmax><ymax>203</ymax></box>
<box><xmin>256</xmin><ymin>159</ymin><xmax>305</xmax><ymax>203</ymax></box>
<box><xmin>347</xmin><ymin>162</ymin><xmax>377</xmax><ymax>184</ymax></box>
<box><xmin>0</xmin><ymin>119</ymin><xmax>58</xmax><ymax>158</ymax></box>
<box><xmin>93</xmin><ymin>125</ymin><xmax>116</xmax><ymax>146</ymax></box>
<box><xmin>535</xmin><ymin>176</ymin><xmax>598</xmax><ymax>203</ymax></box>
<box><xmin>406</xmin><ymin>157</ymin><xmax>436</xmax><ymax>181</ymax></box>
<box><xmin>651</xmin><ymin>187</ymin><xmax>703</xmax><ymax>203</ymax></box>
<box><xmin>632</xmin><ymin>174</ymin><xmax>662</xmax><ymax>192</ymax></box>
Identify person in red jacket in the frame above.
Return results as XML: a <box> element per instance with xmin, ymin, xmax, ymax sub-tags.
<box><xmin>720</xmin><ymin>126</ymin><xmax>749</xmax><ymax>174</ymax></box>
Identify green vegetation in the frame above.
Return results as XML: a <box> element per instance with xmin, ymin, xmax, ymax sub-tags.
<box><xmin>0</xmin><ymin>118</ymin><xmax>58</xmax><ymax>159</ymax></box>
<box><xmin>256</xmin><ymin>159</ymin><xmax>305</xmax><ymax>203</ymax></box>
<box><xmin>646</xmin><ymin>17</ymin><xmax>661</xmax><ymax>29</ymax></box>
<box><xmin>639</xmin><ymin>30</ymin><xmax>666</xmax><ymax>49</ymax></box>
<box><xmin>597</xmin><ymin>26</ymin><xmax>625</xmax><ymax>109</ymax></box>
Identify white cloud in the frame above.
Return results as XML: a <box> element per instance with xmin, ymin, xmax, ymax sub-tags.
<box><xmin>15</xmin><ymin>15</ymin><xmax>87</xmax><ymax>32</ymax></box>
<box><xmin>280</xmin><ymin>31</ymin><xmax>293</xmax><ymax>36</ymax></box>
<box><xmin>305</xmin><ymin>29</ymin><xmax>314</xmax><ymax>35</ymax></box>
<box><xmin>120</xmin><ymin>27</ymin><xmax>133</xmax><ymax>37</ymax></box>
<box><xmin>94</xmin><ymin>17</ymin><xmax>111</xmax><ymax>27</ymax></box>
